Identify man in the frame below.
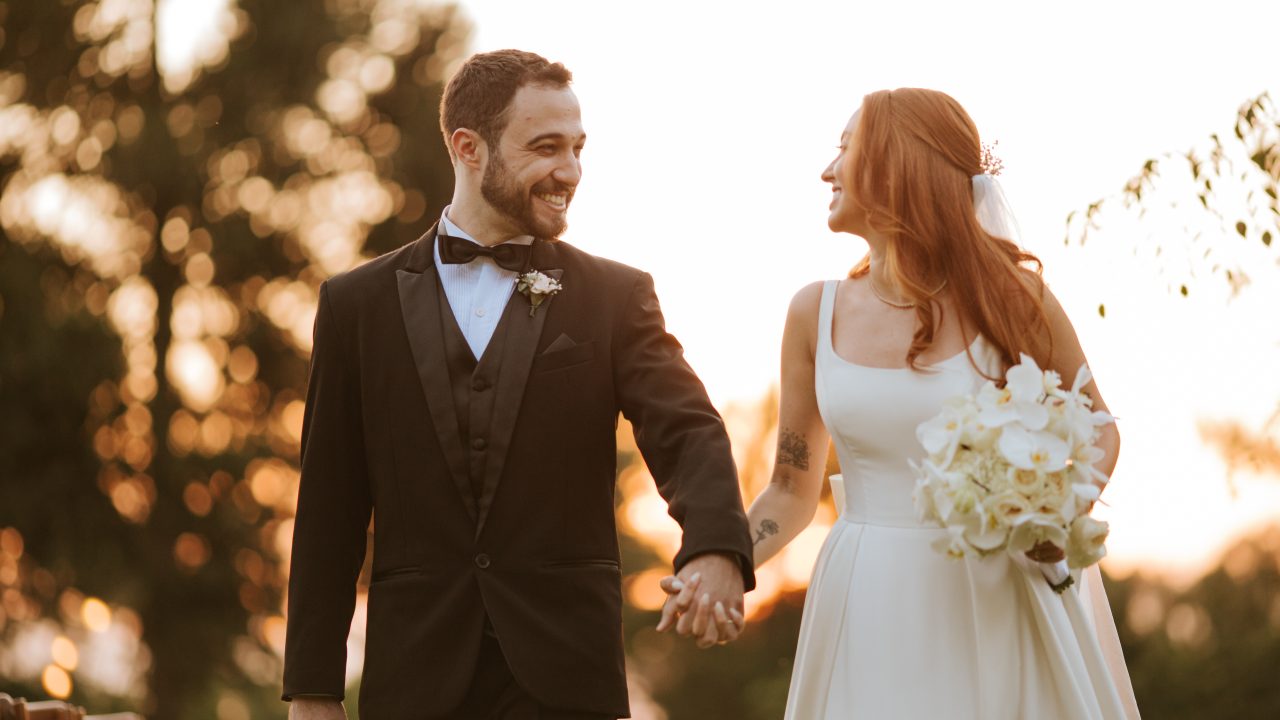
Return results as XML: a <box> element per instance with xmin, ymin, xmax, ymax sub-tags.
<box><xmin>283</xmin><ymin>49</ymin><xmax>754</xmax><ymax>719</ymax></box>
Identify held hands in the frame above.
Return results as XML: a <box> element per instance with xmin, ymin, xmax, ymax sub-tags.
<box><xmin>654</xmin><ymin>553</ymin><xmax>746</xmax><ymax>649</ymax></box>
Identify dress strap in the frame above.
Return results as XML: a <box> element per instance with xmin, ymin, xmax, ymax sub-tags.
<box><xmin>816</xmin><ymin>279</ymin><xmax>839</xmax><ymax>363</ymax></box>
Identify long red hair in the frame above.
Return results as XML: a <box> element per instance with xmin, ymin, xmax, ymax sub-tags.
<box><xmin>845</xmin><ymin>88</ymin><xmax>1051</xmax><ymax>375</ymax></box>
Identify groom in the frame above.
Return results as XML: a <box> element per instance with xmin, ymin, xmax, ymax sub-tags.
<box><xmin>282</xmin><ymin>50</ymin><xmax>755</xmax><ymax>719</ymax></box>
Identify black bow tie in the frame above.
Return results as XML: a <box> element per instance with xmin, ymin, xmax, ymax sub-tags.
<box><xmin>438</xmin><ymin>233</ymin><xmax>531</xmax><ymax>273</ymax></box>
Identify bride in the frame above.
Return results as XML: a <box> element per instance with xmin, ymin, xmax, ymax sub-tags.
<box><xmin>661</xmin><ymin>88</ymin><xmax>1141</xmax><ymax>719</ymax></box>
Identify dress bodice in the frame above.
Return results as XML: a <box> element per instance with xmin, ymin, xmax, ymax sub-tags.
<box><xmin>815</xmin><ymin>279</ymin><xmax>1001</xmax><ymax>527</ymax></box>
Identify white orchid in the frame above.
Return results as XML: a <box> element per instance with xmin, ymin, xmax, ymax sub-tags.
<box><xmin>916</xmin><ymin>397</ymin><xmax>971</xmax><ymax>467</ymax></box>
<box><xmin>1007</xmin><ymin>514</ymin><xmax>1069</xmax><ymax>555</ymax></box>
<box><xmin>998</xmin><ymin>425</ymin><xmax>1070</xmax><ymax>473</ymax></box>
<box><xmin>912</xmin><ymin>356</ymin><xmax>1116</xmax><ymax>579</ymax></box>
<box><xmin>1066</xmin><ymin>516</ymin><xmax>1110</xmax><ymax>569</ymax></box>
<box><xmin>976</xmin><ymin>355</ymin><xmax>1051</xmax><ymax>430</ymax></box>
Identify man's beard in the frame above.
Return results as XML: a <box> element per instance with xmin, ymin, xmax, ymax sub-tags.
<box><xmin>480</xmin><ymin>151</ymin><xmax>569</xmax><ymax>239</ymax></box>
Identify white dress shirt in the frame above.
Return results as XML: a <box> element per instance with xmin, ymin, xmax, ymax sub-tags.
<box><xmin>433</xmin><ymin>207</ymin><xmax>534</xmax><ymax>359</ymax></box>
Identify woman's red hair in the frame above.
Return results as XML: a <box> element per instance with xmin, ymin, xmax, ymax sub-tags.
<box><xmin>846</xmin><ymin>88</ymin><xmax>1051</xmax><ymax>375</ymax></box>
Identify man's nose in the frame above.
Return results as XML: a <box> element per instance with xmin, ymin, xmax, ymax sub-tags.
<box><xmin>554</xmin><ymin>155</ymin><xmax>582</xmax><ymax>187</ymax></box>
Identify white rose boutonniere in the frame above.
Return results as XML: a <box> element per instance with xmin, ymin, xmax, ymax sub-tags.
<box><xmin>516</xmin><ymin>270</ymin><xmax>562</xmax><ymax>317</ymax></box>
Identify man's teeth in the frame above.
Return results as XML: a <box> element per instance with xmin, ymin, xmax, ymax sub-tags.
<box><xmin>535</xmin><ymin>193</ymin><xmax>567</xmax><ymax>208</ymax></box>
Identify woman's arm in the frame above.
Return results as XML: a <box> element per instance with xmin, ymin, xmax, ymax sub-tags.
<box><xmin>748</xmin><ymin>282</ymin><xmax>833</xmax><ymax>569</ymax></box>
<box><xmin>1041</xmin><ymin>285</ymin><xmax>1121</xmax><ymax>488</ymax></box>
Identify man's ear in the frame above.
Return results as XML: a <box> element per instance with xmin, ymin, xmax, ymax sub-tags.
<box><xmin>450</xmin><ymin>128</ymin><xmax>486</xmax><ymax>170</ymax></box>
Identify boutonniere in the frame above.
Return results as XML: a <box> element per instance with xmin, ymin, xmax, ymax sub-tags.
<box><xmin>516</xmin><ymin>270</ymin><xmax>562</xmax><ymax>317</ymax></box>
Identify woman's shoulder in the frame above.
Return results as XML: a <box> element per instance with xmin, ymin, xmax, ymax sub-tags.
<box><xmin>786</xmin><ymin>279</ymin><xmax>836</xmax><ymax>321</ymax></box>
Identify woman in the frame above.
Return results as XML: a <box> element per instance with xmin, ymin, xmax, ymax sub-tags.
<box><xmin>664</xmin><ymin>88</ymin><xmax>1140</xmax><ymax>718</ymax></box>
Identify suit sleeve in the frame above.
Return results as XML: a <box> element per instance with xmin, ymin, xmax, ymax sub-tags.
<box><xmin>282</xmin><ymin>281</ymin><xmax>372</xmax><ymax>700</ymax></box>
<box><xmin>614</xmin><ymin>272</ymin><xmax>755</xmax><ymax>590</ymax></box>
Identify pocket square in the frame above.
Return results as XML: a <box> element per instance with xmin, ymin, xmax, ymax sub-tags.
<box><xmin>542</xmin><ymin>332</ymin><xmax>577</xmax><ymax>355</ymax></box>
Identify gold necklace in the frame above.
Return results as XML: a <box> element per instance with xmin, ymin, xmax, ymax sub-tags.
<box><xmin>868</xmin><ymin>275</ymin><xmax>947</xmax><ymax>309</ymax></box>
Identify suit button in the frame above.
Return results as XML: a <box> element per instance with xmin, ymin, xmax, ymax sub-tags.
<box><xmin>472</xmin><ymin>437</ymin><xmax>487</xmax><ymax>451</ymax></box>
<box><xmin>475</xmin><ymin>553</ymin><xmax>491</xmax><ymax>569</ymax></box>
<box><xmin>472</xmin><ymin>378</ymin><xmax>490</xmax><ymax>392</ymax></box>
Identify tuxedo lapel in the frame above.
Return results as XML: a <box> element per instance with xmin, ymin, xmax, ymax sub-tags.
<box><xmin>475</xmin><ymin>240</ymin><xmax>563</xmax><ymax>536</ymax></box>
<box><xmin>396</xmin><ymin>225</ymin><xmax>477</xmax><ymax>523</ymax></box>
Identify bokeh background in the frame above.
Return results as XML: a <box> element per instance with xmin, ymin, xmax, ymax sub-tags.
<box><xmin>2</xmin><ymin>1</ymin><xmax>1279</xmax><ymax>718</ymax></box>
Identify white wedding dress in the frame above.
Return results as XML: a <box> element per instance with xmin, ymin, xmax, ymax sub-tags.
<box><xmin>784</xmin><ymin>280</ymin><xmax>1141</xmax><ymax>719</ymax></box>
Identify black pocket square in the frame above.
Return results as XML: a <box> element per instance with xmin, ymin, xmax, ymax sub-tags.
<box><xmin>542</xmin><ymin>332</ymin><xmax>577</xmax><ymax>355</ymax></box>
<box><xmin>531</xmin><ymin>339</ymin><xmax>595</xmax><ymax>374</ymax></box>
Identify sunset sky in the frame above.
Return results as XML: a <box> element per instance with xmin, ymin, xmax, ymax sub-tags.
<box><xmin>459</xmin><ymin>0</ymin><xmax>1280</xmax><ymax>582</ymax></box>
<box><xmin>154</xmin><ymin>0</ymin><xmax>1280</xmax><ymax>583</ymax></box>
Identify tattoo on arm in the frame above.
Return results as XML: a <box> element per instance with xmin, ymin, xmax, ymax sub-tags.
<box><xmin>754</xmin><ymin>519</ymin><xmax>780</xmax><ymax>546</ymax></box>
<box><xmin>778</xmin><ymin>428</ymin><xmax>810</xmax><ymax>471</ymax></box>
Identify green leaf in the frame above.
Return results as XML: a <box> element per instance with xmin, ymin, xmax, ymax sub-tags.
<box><xmin>1097</xmin><ymin>303</ymin><xmax>1106</xmax><ymax>318</ymax></box>
<box><xmin>1264</xmin><ymin>231</ymin><xmax>1273</xmax><ymax>247</ymax></box>
<box><xmin>1266</xmin><ymin>186</ymin><xmax>1278</xmax><ymax>200</ymax></box>
<box><xmin>1180</xmin><ymin>284</ymin><xmax>1189</xmax><ymax>297</ymax></box>
<box><xmin>1236</xmin><ymin>221</ymin><xmax>1248</xmax><ymax>237</ymax></box>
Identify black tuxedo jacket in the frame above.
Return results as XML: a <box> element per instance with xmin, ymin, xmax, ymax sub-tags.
<box><xmin>282</xmin><ymin>227</ymin><xmax>754</xmax><ymax>718</ymax></box>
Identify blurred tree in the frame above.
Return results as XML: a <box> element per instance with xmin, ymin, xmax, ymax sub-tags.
<box><xmin>0</xmin><ymin>0</ymin><xmax>467</xmax><ymax>716</ymax></box>
<box><xmin>1067</xmin><ymin>93</ymin><xmax>1280</xmax><ymax>487</ymax></box>
<box><xmin>1103</xmin><ymin>526</ymin><xmax>1280</xmax><ymax>719</ymax></box>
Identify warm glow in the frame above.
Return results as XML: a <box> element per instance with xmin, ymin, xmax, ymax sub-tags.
<box><xmin>183</xmin><ymin>482</ymin><xmax>214</xmax><ymax>517</ymax></box>
<box><xmin>744</xmin><ymin>563</ymin><xmax>784</xmax><ymax>621</ymax></box>
<box><xmin>260</xmin><ymin>615</ymin><xmax>287</xmax><ymax>656</ymax></box>
<box><xmin>0</xmin><ymin>527</ymin><xmax>23</xmax><ymax>558</ymax></box>
<box><xmin>156</xmin><ymin>0</ymin><xmax>237</xmax><ymax>94</ymax></box>
<box><xmin>626</xmin><ymin>569</ymin><xmax>675</xmax><ymax>612</ymax></box>
<box><xmin>247</xmin><ymin>459</ymin><xmax>298</xmax><ymax>510</ymax></box>
<box><xmin>281</xmin><ymin>400</ymin><xmax>306</xmax><ymax>444</ymax></box>
<box><xmin>51</xmin><ymin>636</ymin><xmax>79</xmax><ymax>670</ymax></box>
<box><xmin>779</xmin><ymin>525</ymin><xmax>832</xmax><ymax>590</ymax></box>
<box><xmin>41</xmin><ymin>664</ymin><xmax>72</xmax><ymax>699</ymax></box>
<box><xmin>168</xmin><ymin>339</ymin><xmax>224</xmax><ymax>413</ymax></box>
<box><xmin>216</xmin><ymin>692</ymin><xmax>251</xmax><ymax>720</ymax></box>
<box><xmin>621</xmin><ymin>485</ymin><xmax>682</xmax><ymax>559</ymax></box>
<box><xmin>173</xmin><ymin>532</ymin><xmax>212</xmax><ymax>571</ymax></box>
<box><xmin>110</xmin><ymin>478</ymin><xmax>151</xmax><ymax>524</ymax></box>
<box><xmin>460</xmin><ymin>0</ymin><xmax>1280</xmax><ymax>587</ymax></box>
<box><xmin>82</xmin><ymin>597</ymin><xmax>112</xmax><ymax>632</ymax></box>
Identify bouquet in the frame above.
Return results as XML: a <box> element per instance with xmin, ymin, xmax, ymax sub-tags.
<box><xmin>911</xmin><ymin>354</ymin><xmax>1114</xmax><ymax>591</ymax></box>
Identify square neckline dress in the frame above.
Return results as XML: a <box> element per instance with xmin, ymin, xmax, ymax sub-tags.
<box><xmin>782</xmin><ymin>280</ymin><xmax>1140</xmax><ymax>720</ymax></box>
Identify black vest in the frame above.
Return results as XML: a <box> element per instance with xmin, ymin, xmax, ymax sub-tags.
<box><xmin>436</xmin><ymin>279</ymin><xmax>507</xmax><ymax>505</ymax></box>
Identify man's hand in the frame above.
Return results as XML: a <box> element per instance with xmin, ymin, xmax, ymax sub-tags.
<box><xmin>654</xmin><ymin>553</ymin><xmax>745</xmax><ymax>649</ymax></box>
<box><xmin>288</xmin><ymin>697</ymin><xmax>346</xmax><ymax>720</ymax></box>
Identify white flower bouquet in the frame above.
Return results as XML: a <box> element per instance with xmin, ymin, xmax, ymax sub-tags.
<box><xmin>911</xmin><ymin>354</ymin><xmax>1115</xmax><ymax>590</ymax></box>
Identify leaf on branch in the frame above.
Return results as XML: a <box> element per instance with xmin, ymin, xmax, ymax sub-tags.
<box><xmin>1236</xmin><ymin>221</ymin><xmax>1248</xmax><ymax>237</ymax></box>
<box><xmin>1180</xmin><ymin>284</ymin><xmax>1189</xmax><ymax>297</ymax></box>
<box><xmin>1097</xmin><ymin>303</ymin><xmax>1106</xmax><ymax>318</ymax></box>
<box><xmin>1265</xmin><ymin>231</ymin><xmax>1273</xmax><ymax>247</ymax></box>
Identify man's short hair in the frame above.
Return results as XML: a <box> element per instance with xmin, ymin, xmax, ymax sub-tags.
<box><xmin>439</xmin><ymin>49</ymin><xmax>573</xmax><ymax>158</ymax></box>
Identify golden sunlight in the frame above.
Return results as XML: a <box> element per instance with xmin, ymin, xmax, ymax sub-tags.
<box><xmin>41</xmin><ymin>664</ymin><xmax>72</xmax><ymax>699</ymax></box>
<box><xmin>81</xmin><ymin>597</ymin><xmax>112</xmax><ymax>633</ymax></box>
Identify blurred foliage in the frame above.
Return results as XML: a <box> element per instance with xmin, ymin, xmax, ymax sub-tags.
<box><xmin>1104</xmin><ymin>526</ymin><xmax>1280</xmax><ymax>720</ymax></box>
<box><xmin>1068</xmin><ymin>92</ymin><xmax>1280</xmax><ymax>491</ymax></box>
<box><xmin>0</xmin><ymin>0</ymin><xmax>466</xmax><ymax>716</ymax></box>
<box><xmin>1067</xmin><ymin>92</ymin><xmax>1278</xmax><ymax>299</ymax></box>
<box><xmin>1060</xmin><ymin>91</ymin><xmax>1280</xmax><ymax>719</ymax></box>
